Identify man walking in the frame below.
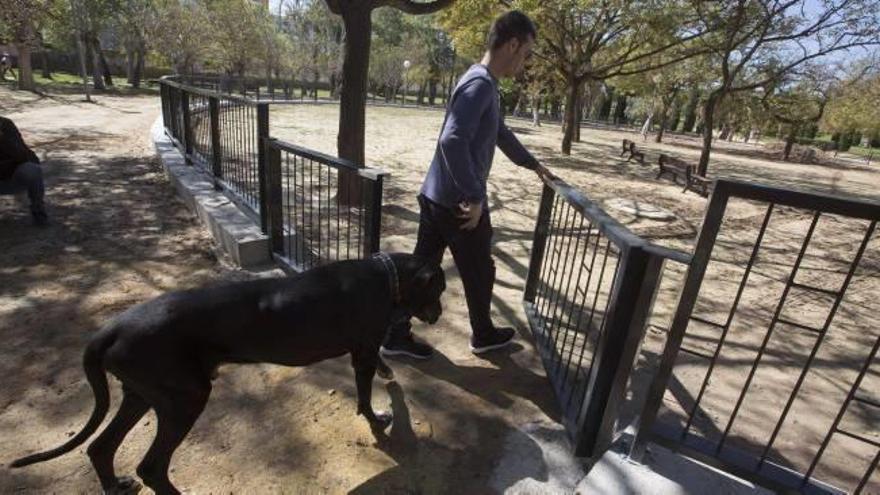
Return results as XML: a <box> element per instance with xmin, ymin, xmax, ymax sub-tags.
<box><xmin>1</xmin><ymin>117</ymin><xmax>48</xmax><ymax>226</ymax></box>
<box><xmin>381</xmin><ymin>10</ymin><xmax>554</xmax><ymax>359</ymax></box>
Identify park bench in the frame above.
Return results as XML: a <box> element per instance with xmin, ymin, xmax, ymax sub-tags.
<box><xmin>656</xmin><ymin>154</ymin><xmax>712</xmax><ymax>197</ymax></box>
<box><xmin>620</xmin><ymin>139</ymin><xmax>646</xmax><ymax>165</ymax></box>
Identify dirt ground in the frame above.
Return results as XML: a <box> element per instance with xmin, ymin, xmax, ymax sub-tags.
<box><xmin>1</xmin><ymin>90</ymin><xmax>877</xmax><ymax>493</ymax></box>
<box><xmin>1</xmin><ymin>89</ymin><xmax>567</xmax><ymax>494</ymax></box>
<box><xmin>270</xmin><ymin>104</ymin><xmax>879</xmax><ymax>493</ymax></box>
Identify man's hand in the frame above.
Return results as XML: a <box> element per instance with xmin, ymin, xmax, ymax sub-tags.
<box><xmin>457</xmin><ymin>201</ymin><xmax>482</xmax><ymax>230</ymax></box>
<box><xmin>534</xmin><ymin>163</ymin><xmax>557</xmax><ymax>181</ymax></box>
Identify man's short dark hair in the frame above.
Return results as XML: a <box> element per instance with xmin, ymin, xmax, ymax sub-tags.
<box><xmin>487</xmin><ymin>10</ymin><xmax>537</xmax><ymax>51</ymax></box>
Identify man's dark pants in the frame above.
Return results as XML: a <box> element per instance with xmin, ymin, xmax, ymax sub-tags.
<box><xmin>386</xmin><ymin>194</ymin><xmax>496</xmax><ymax>343</ymax></box>
<box><xmin>0</xmin><ymin>162</ymin><xmax>46</xmax><ymax>218</ymax></box>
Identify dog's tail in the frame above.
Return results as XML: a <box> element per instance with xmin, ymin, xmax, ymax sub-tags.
<box><xmin>9</xmin><ymin>331</ymin><xmax>115</xmax><ymax>468</ymax></box>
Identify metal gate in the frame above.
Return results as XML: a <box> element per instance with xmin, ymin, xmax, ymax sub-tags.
<box><xmin>630</xmin><ymin>180</ymin><xmax>880</xmax><ymax>494</ymax></box>
<box><xmin>522</xmin><ymin>176</ymin><xmax>688</xmax><ymax>457</ymax></box>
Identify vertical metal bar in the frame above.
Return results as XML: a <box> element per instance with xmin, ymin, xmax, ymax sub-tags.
<box><xmin>855</xmin><ymin>450</ymin><xmax>880</xmax><ymax>494</ymax></box>
<box><xmin>181</xmin><ymin>89</ymin><xmax>193</xmax><ymax>164</ymax></box>
<box><xmin>265</xmin><ymin>140</ymin><xmax>284</xmax><ymax>257</ymax></box>
<box><xmin>580</xmin><ymin>244</ymin><xmax>622</xmax><ymax>403</ymax></box>
<box><xmin>549</xmin><ymin>206</ymin><xmax>582</xmax><ymax>373</ymax></box>
<box><xmin>536</xmin><ymin>194</ymin><xmax>563</xmax><ymax>312</ymax></box>
<box><xmin>300</xmin><ymin>155</ymin><xmax>306</xmax><ymax>267</ymax></box>
<box><xmin>801</xmin><ymin>331</ymin><xmax>880</xmax><ymax>488</ymax></box>
<box><xmin>356</xmin><ymin>176</ymin><xmax>363</xmax><ymax>259</ymax></box>
<box><xmin>549</xmin><ymin>203</ymin><xmax>578</xmax><ymax>349</ymax></box>
<box><xmin>629</xmin><ymin>184</ymin><xmax>732</xmax><ymax>462</ymax></box>
<box><xmin>209</xmin><ymin>96</ymin><xmax>222</xmax><ymax>190</ymax></box>
<box><xmin>309</xmin><ymin>156</ymin><xmax>315</xmax><ymax>268</ymax></box>
<box><xmin>345</xmin><ymin>169</ymin><xmax>352</xmax><ymax>260</ymax></box>
<box><xmin>561</xmin><ymin>223</ymin><xmax>599</xmax><ymax>389</ymax></box>
<box><xmin>537</xmin><ymin>195</ymin><xmax>565</xmax><ymax>333</ymax></box>
<box><xmin>327</xmin><ymin>165</ymin><xmax>332</xmax><ymax>261</ymax></box>
<box><xmin>717</xmin><ymin>210</ymin><xmax>822</xmax><ymax>455</ymax></box>
<box><xmin>575</xmin><ymin>246</ymin><xmax>665</xmax><ymax>458</ymax></box>
<box><xmin>363</xmin><ymin>174</ymin><xmax>383</xmax><ymax>257</ymax></box>
<box><xmin>545</xmin><ymin>203</ymin><xmax>576</xmax><ymax>370</ymax></box>
<box><xmin>286</xmin><ymin>152</ymin><xmax>292</xmax><ymax>263</ymax></box>
<box><xmin>681</xmin><ymin>203</ymin><xmax>775</xmax><ymax>440</ymax></box>
<box><xmin>759</xmin><ymin>220</ymin><xmax>876</xmax><ymax>467</ymax></box>
<box><xmin>524</xmin><ymin>183</ymin><xmax>557</xmax><ymax>302</ymax></box>
<box><xmin>567</xmin><ymin>237</ymin><xmax>613</xmax><ymax>410</ymax></box>
<box><xmin>335</xmin><ymin>168</ymin><xmax>340</xmax><ymax>260</ymax></box>
<box><xmin>257</xmin><ymin>103</ymin><xmax>270</xmax><ymax>233</ymax></box>
<box><xmin>553</xmin><ymin>215</ymin><xmax>588</xmax><ymax>378</ymax></box>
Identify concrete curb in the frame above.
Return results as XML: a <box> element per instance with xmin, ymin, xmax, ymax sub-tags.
<box><xmin>150</xmin><ymin>117</ymin><xmax>270</xmax><ymax>268</ymax></box>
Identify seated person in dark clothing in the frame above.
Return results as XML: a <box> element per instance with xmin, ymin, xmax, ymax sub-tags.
<box><xmin>0</xmin><ymin>116</ymin><xmax>47</xmax><ymax>225</ymax></box>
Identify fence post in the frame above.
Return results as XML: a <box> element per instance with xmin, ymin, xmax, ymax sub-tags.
<box><xmin>209</xmin><ymin>96</ymin><xmax>222</xmax><ymax>190</ymax></box>
<box><xmin>265</xmin><ymin>139</ymin><xmax>284</xmax><ymax>257</ymax></box>
<box><xmin>574</xmin><ymin>246</ymin><xmax>665</xmax><ymax>458</ymax></box>
<box><xmin>524</xmin><ymin>182</ymin><xmax>556</xmax><ymax>303</ymax></box>
<box><xmin>256</xmin><ymin>103</ymin><xmax>270</xmax><ymax>233</ymax></box>
<box><xmin>362</xmin><ymin>173</ymin><xmax>385</xmax><ymax>257</ymax></box>
<box><xmin>168</xmin><ymin>86</ymin><xmax>179</xmax><ymax>143</ymax></box>
<box><xmin>160</xmin><ymin>84</ymin><xmax>169</xmax><ymax>131</ymax></box>
<box><xmin>181</xmin><ymin>89</ymin><xmax>193</xmax><ymax>164</ymax></box>
<box><xmin>629</xmin><ymin>186</ymin><xmax>730</xmax><ymax>462</ymax></box>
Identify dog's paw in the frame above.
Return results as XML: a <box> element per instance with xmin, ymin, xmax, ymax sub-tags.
<box><xmin>369</xmin><ymin>410</ymin><xmax>393</xmax><ymax>432</ymax></box>
<box><xmin>104</xmin><ymin>476</ymin><xmax>142</xmax><ymax>495</ymax></box>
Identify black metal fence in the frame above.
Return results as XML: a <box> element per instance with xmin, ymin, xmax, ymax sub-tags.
<box><xmin>265</xmin><ymin>139</ymin><xmax>387</xmax><ymax>273</ymax></box>
<box><xmin>523</xmin><ymin>176</ymin><xmax>690</xmax><ymax>458</ymax></box>
<box><xmin>167</xmin><ymin>74</ymin><xmax>318</xmax><ymax>101</ymax></box>
<box><xmin>158</xmin><ymin>77</ymin><xmax>386</xmax><ymax>270</ymax></box>
<box><xmin>629</xmin><ymin>180</ymin><xmax>880</xmax><ymax>494</ymax></box>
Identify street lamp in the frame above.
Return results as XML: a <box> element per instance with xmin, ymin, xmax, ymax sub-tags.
<box><xmin>402</xmin><ymin>59</ymin><xmax>411</xmax><ymax>106</ymax></box>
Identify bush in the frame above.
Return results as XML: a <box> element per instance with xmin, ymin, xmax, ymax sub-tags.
<box><xmin>870</xmin><ymin>131</ymin><xmax>880</xmax><ymax>148</ymax></box>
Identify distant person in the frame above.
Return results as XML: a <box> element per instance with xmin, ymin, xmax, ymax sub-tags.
<box><xmin>380</xmin><ymin>10</ymin><xmax>555</xmax><ymax>359</ymax></box>
<box><xmin>0</xmin><ymin>117</ymin><xmax>48</xmax><ymax>226</ymax></box>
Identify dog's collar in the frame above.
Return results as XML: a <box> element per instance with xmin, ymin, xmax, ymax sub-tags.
<box><xmin>372</xmin><ymin>252</ymin><xmax>400</xmax><ymax>304</ymax></box>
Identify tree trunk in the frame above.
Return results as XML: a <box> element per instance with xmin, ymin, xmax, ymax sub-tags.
<box><xmin>312</xmin><ymin>70</ymin><xmax>319</xmax><ymax>101</ymax></box>
<box><xmin>655</xmin><ymin>106</ymin><xmax>668</xmax><ymax>143</ymax></box>
<box><xmin>532</xmin><ymin>94</ymin><xmax>541</xmax><ymax>126</ymax></box>
<box><xmin>40</xmin><ymin>49</ymin><xmax>51</xmax><ymax>79</ymax></box>
<box><xmin>417</xmin><ymin>81</ymin><xmax>425</xmax><ymax>105</ymax></box>
<box><xmin>561</xmin><ymin>78</ymin><xmax>578</xmax><ymax>155</ymax></box>
<box><xmin>682</xmin><ymin>86</ymin><xmax>700</xmax><ymax>133</ymax></box>
<box><xmin>613</xmin><ymin>94</ymin><xmax>628</xmax><ymax>125</ymax></box>
<box><xmin>783</xmin><ymin>127</ymin><xmax>796</xmax><ymax>161</ymax></box>
<box><xmin>126</xmin><ymin>46</ymin><xmax>135</xmax><ymax>83</ymax></box>
<box><xmin>131</xmin><ymin>45</ymin><xmax>144</xmax><ymax>89</ymax></box>
<box><xmin>669</xmin><ymin>102</ymin><xmax>681</xmax><ymax>132</ymax></box>
<box><xmin>16</xmin><ymin>43</ymin><xmax>35</xmax><ymax>91</ymax></box>
<box><xmin>655</xmin><ymin>89</ymin><xmax>678</xmax><ymax>143</ymax></box>
<box><xmin>75</xmin><ymin>35</ymin><xmax>91</xmax><ymax>101</ymax></box>
<box><xmin>88</xmin><ymin>37</ymin><xmax>105</xmax><ymax>90</ymax></box>
<box><xmin>337</xmin><ymin>9</ymin><xmax>372</xmax><ymax>204</ymax></box>
<box><xmin>95</xmin><ymin>39</ymin><xmax>113</xmax><ymax>86</ymax></box>
<box><xmin>697</xmin><ymin>91</ymin><xmax>722</xmax><ymax>176</ymax></box>
<box><xmin>574</xmin><ymin>82</ymin><xmax>584</xmax><ymax>142</ymax></box>
<box><xmin>428</xmin><ymin>79</ymin><xmax>437</xmax><ymax>106</ymax></box>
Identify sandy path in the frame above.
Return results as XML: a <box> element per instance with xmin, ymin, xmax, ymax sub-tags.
<box><xmin>1</xmin><ymin>90</ymin><xmax>564</xmax><ymax>494</ymax></box>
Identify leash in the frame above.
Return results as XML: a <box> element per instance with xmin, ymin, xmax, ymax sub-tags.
<box><xmin>372</xmin><ymin>252</ymin><xmax>400</xmax><ymax>304</ymax></box>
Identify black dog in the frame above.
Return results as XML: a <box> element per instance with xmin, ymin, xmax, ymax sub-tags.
<box><xmin>10</xmin><ymin>253</ymin><xmax>445</xmax><ymax>494</ymax></box>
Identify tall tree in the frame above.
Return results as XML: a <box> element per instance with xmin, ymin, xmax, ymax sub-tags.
<box><xmin>0</xmin><ymin>0</ymin><xmax>55</xmax><ymax>91</ymax></box>
<box><xmin>442</xmin><ymin>0</ymin><xmax>711</xmax><ymax>155</ymax></box>
<box><xmin>687</xmin><ymin>0</ymin><xmax>880</xmax><ymax>176</ymax></box>
<box><xmin>323</xmin><ymin>0</ymin><xmax>455</xmax><ymax>167</ymax></box>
